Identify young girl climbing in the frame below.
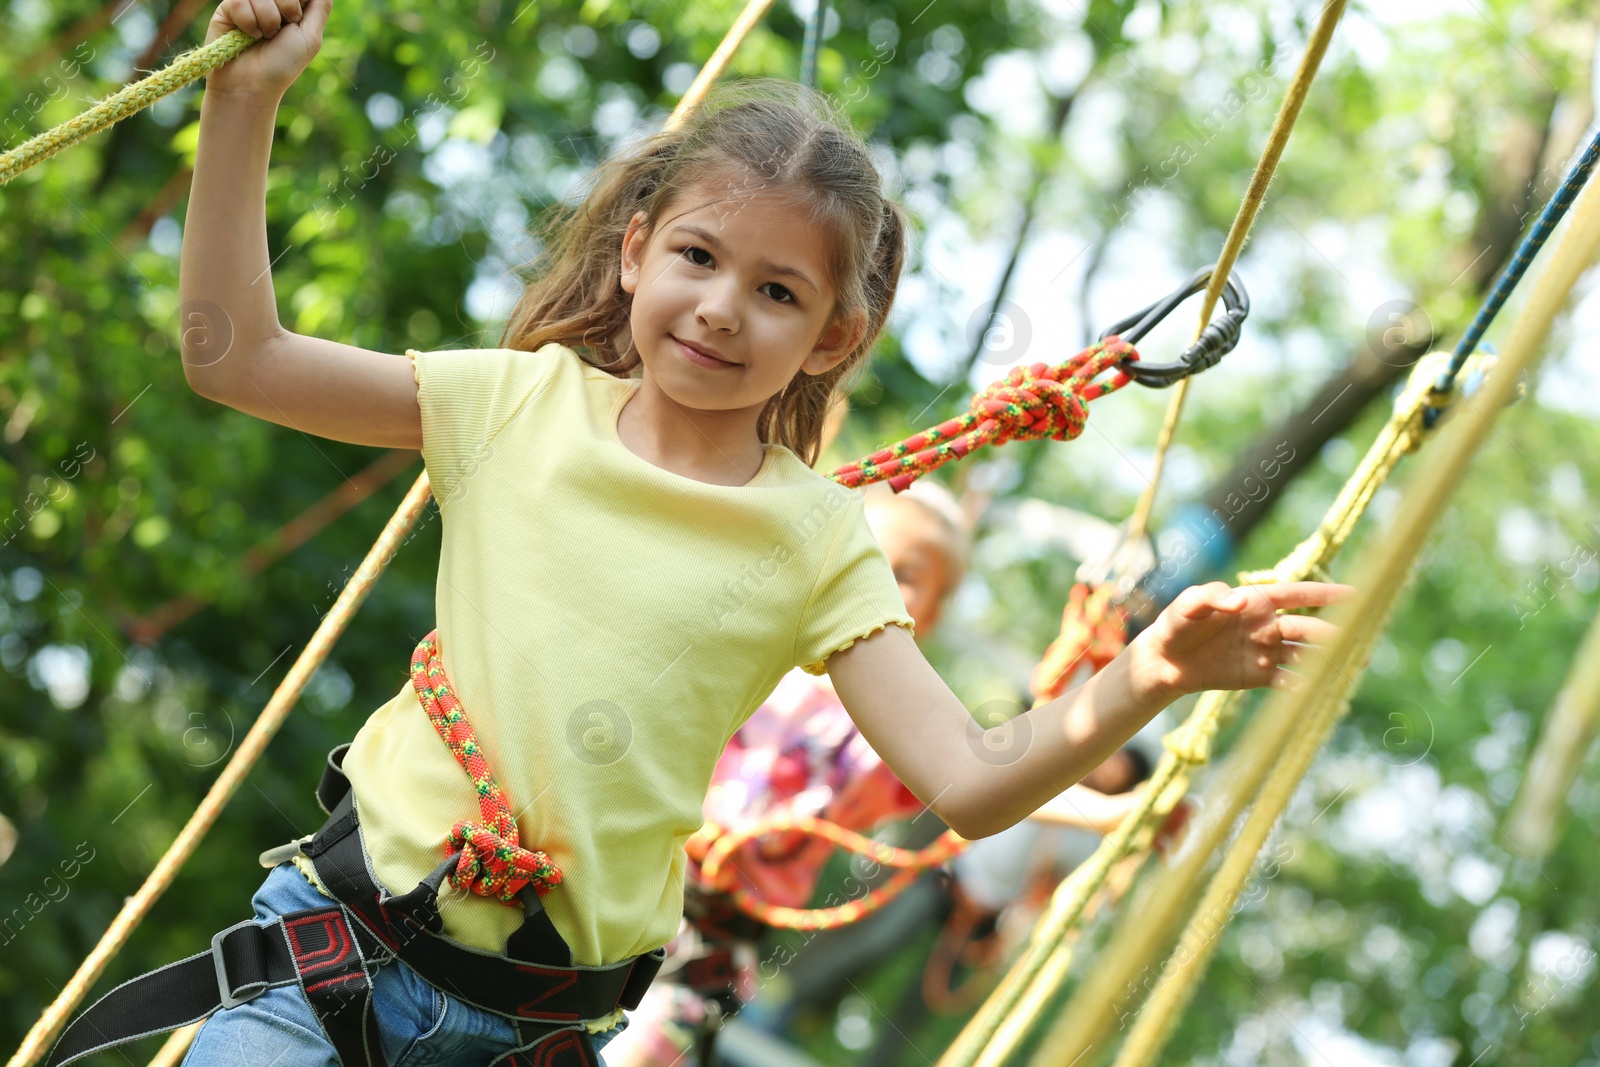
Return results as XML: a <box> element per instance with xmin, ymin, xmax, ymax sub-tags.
<box><xmin>47</xmin><ymin>1</ymin><xmax>1349</xmax><ymax>1066</ymax></box>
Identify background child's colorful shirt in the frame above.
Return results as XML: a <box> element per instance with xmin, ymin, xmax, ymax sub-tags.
<box><xmin>698</xmin><ymin>666</ymin><xmax>925</xmax><ymax>908</ymax></box>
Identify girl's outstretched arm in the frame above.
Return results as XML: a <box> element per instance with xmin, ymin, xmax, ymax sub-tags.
<box><xmin>827</xmin><ymin>580</ymin><xmax>1351</xmax><ymax>840</ymax></box>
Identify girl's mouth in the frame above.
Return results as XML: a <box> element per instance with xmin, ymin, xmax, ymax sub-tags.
<box><xmin>673</xmin><ymin>336</ymin><xmax>737</xmax><ymax>369</ymax></box>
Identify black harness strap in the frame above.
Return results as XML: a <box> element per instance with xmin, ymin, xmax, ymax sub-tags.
<box><xmin>44</xmin><ymin>744</ymin><xmax>666</xmax><ymax>1067</ymax></box>
<box><xmin>43</xmin><ymin>903</ymin><xmax>382</xmax><ymax>1067</ymax></box>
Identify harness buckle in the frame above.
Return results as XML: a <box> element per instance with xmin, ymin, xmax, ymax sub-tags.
<box><xmin>211</xmin><ymin>920</ymin><xmax>271</xmax><ymax>1010</ymax></box>
<box><xmin>258</xmin><ymin>834</ymin><xmax>315</xmax><ymax>869</ymax></box>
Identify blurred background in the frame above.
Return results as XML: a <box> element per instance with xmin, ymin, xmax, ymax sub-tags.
<box><xmin>2</xmin><ymin>0</ymin><xmax>1599</xmax><ymax>1064</ymax></box>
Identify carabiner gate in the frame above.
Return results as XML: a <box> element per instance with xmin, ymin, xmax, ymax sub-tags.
<box><xmin>1098</xmin><ymin>265</ymin><xmax>1250</xmax><ymax>388</ymax></box>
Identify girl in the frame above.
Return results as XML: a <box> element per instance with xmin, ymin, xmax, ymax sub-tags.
<box><xmin>125</xmin><ymin>0</ymin><xmax>1353</xmax><ymax>1064</ymax></box>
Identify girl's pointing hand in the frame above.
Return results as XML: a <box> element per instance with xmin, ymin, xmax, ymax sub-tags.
<box><xmin>1129</xmin><ymin>580</ymin><xmax>1356</xmax><ymax>697</ymax></box>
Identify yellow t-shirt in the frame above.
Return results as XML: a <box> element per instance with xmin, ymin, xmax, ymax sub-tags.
<box><xmin>341</xmin><ymin>342</ymin><xmax>914</xmax><ymax>975</ymax></box>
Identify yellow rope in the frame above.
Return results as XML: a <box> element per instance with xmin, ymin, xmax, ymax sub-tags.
<box><xmin>1108</xmin><ymin>146</ymin><xmax>1600</xmax><ymax>1067</ymax></box>
<box><xmin>146</xmin><ymin>1024</ymin><xmax>203</xmax><ymax>1067</ymax></box>
<box><xmin>1124</xmin><ymin>0</ymin><xmax>1350</xmax><ymax>545</ymax></box>
<box><xmin>1025</xmin><ymin>345</ymin><xmax>1500</xmax><ymax>1067</ymax></box>
<box><xmin>936</xmin><ymin>8</ymin><xmax>1349</xmax><ymax>1063</ymax></box>
<box><xmin>664</xmin><ymin>0</ymin><xmax>777</xmax><ymax>131</ymax></box>
<box><xmin>8</xmin><ymin>5</ymin><xmax>779</xmax><ymax>1062</ymax></box>
<box><xmin>0</xmin><ymin>31</ymin><xmax>255</xmax><ymax>186</ymax></box>
<box><xmin>1027</xmin><ymin>681</ymin><xmax>1311</xmax><ymax>1066</ymax></box>
<box><xmin>1504</xmin><ymin>604</ymin><xmax>1600</xmax><ymax>861</ymax></box>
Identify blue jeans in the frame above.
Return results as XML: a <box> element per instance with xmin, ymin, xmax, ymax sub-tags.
<box><xmin>182</xmin><ymin>862</ymin><xmax>628</xmax><ymax>1066</ymax></box>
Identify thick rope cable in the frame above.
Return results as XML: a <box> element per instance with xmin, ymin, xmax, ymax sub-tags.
<box><xmin>664</xmin><ymin>0</ymin><xmax>776</xmax><ymax>132</ymax></box>
<box><xmin>934</xmin><ymin>8</ymin><xmax>1349</xmax><ymax>1063</ymax></box>
<box><xmin>1504</xmin><ymin>605</ymin><xmax>1600</xmax><ymax>862</ymax></box>
<box><xmin>1032</xmin><ymin>127</ymin><xmax>1593</xmax><ymax>1053</ymax></box>
<box><xmin>1123</xmin><ymin>0</ymin><xmax>1350</xmax><ymax>546</ymax></box>
<box><xmin>1024</xmin><ymin>350</ymin><xmax>1488</xmax><ymax>1067</ymax></box>
<box><xmin>1028</xmin><ymin>672</ymin><xmax>1311</xmax><ymax>1067</ymax></box>
<box><xmin>0</xmin><ymin>30</ymin><xmax>255</xmax><ymax>186</ymax></box>
<box><xmin>9</xmin><ymin>4</ymin><xmax>778</xmax><ymax>1062</ymax></box>
<box><xmin>1110</xmin><ymin>153</ymin><xmax>1600</xmax><ymax>1067</ymax></box>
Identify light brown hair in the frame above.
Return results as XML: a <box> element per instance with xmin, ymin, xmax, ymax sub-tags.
<box><xmin>498</xmin><ymin>78</ymin><xmax>909</xmax><ymax>467</ymax></box>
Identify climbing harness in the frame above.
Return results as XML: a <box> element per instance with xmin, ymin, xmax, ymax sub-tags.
<box><xmin>44</xmin><ymin>632</ymin><xmax>666</xmax><ymax>1067</ymax></box>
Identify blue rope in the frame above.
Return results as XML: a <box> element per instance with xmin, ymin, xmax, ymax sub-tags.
<box><xmin>800</xmin><ymin>0</ymin><xmax>828</xmax><ymax>88</ymax></box>
<box><xmin>1437</xmin><ymin>124</ymin><xmax>1600</xmax><ymax>395</ymax></box>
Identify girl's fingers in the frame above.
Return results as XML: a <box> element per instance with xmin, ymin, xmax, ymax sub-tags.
<box><xmin>1253</xmin><ymin>581</ymin><xmax>1356</xmax><ymax>611</ymax></box>
<box><xmin>229</xmin><ymin>0</ymin><xmax>263</xmax><ymax>36</ymax></box>
<box><xmin>1173</xmin><ymin>581</ymin><xmax>1243</xmax><ymax>620</ymax></box>
<box><xmin>1277</xmin><ymin>615</ymin><xmax>1339</xmax><ymax>646</ymax></box>
<box><xmin>249</xmin><ymin>0</ymin><xmax>283</xmax><ymax>35</ymax></box>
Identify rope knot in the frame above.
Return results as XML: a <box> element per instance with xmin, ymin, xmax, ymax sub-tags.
<box><xmin>971</xmin><ymin>364</ymin><xmax>1091</xmax><ymax>447</ymax></box>
<box><xmin>445</xmin><ymin>822</ymin><xmax>563</xmax><ymax>902</ymax></box>
<box><xmin>824</xmin><ymin>338</ymin><xmax>1137</xmax><ymax>492</ymax></box>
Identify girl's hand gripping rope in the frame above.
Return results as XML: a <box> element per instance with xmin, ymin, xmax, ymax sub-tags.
<box><xmin>204</xmin><ymin>0</ymin><xmax>330</xmax><ymax>100</ymax></box>
<box><xmin>1125</xmin><ymin>580</ymin><xmax>1354</xmax><ymax>696</ymax></box>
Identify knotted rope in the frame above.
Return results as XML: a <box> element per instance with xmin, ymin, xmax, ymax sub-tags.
<box><xmin>829</xmin><ymin>339</ymin><xmax>1136</xmax><ymax>491</ymax></box>
<box><xmin>410</xmin><ymin>631</ymin><xmax>562</xmax><ymax>902</ymax></box>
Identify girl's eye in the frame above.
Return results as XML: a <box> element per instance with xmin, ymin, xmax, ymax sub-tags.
<box><xmin>681</xmin><ymin>246</ymin><xmax>713</xmax><ymax>267</ymax></box>
<box><xmin>761</xmin><ymin>283</ymin><xmax>795</xmax><ymax>305</ymax></box>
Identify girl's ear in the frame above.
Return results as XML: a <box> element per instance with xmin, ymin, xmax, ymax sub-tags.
<box><xmin>802</xmin><ymin>308</ymin><xmax>868</xmax><ymax>376</ymax></box>
<box><xmin>619</xmin><ymin>210</ymin><xmax>651</xmax><ymax>294</ymax></box>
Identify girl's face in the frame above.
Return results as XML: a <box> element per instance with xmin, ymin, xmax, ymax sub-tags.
<box><xmin>619</xmin><ymin>178</ymin><xmax>865</xmax><ymax>421</ymax></box>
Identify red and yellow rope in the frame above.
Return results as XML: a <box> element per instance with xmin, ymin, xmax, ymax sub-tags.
<box><xmin>410</xmin><ymin>631</ymin><xmax>563</xmax><ymax>902</ymax></box>
<box><xmin>830</xmin><ymin>339</ymin><xmax>1138</xmax><ymax>491</ymax></box>
<box><xmin>686</xmin><ymin>816</ymin><xmax>968</xmax><ymax>930</ymax></box>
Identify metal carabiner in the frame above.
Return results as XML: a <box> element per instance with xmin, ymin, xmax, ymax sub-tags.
<box><xmin>1098</xmin><ymin>265</ymin><xmax>1250</xmax><ymax>388</ymax></box>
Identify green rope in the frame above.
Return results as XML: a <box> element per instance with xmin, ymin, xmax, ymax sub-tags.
<box><xmin>0</xmin><ymin>30</ymin><xmax>256</xmax><ymax>187</ymax></box>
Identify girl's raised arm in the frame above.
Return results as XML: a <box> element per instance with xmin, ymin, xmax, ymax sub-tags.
<box><xmin>180</xmin><ymin>0</ymin><xmax>421</xmax><ymax>451</ymax></box>
<box><xmin>827</xmin><ymin>580</ymin><xmax>1351</xmax><ymax>840</ymax></box>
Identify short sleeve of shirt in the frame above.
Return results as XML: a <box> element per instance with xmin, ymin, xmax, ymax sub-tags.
<box><xmin>409</xmin><ymin>346</ymin><xmax>561</xmax><ymax>505</ymax></box>
<box><xmin>794</xmin><ymin>493</ymin><xmax>915</xmax><ymax>675</ymax></box>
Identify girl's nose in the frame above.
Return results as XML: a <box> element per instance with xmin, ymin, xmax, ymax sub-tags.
<box><xmin>696</xmin><ymin>278</ymin><xmax>740</xmax><ymax>333</ymax></box>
